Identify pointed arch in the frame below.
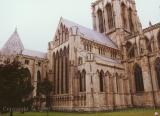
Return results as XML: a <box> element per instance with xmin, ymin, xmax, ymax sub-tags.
<box><xmin>99</xmin><ymin>70</ymin><xmax>105</xmax><ymax>92</ymax></box>
<box><xmin>97</xmin><ymin>9</ymin><xmax>104</xmax><ymax>33</ymax></box>
<box><xmin>78</xmin><ymin>70</ymin><xmax>82</xmax><ymax>92</ymax></box>
<box><xmin>24</xmin><ymin>68</ymin><xmax>31</xmax><ymax>82</ymax></box>
<box><xmin>155</xmin><ymin>57</ymin><xmax>160</xmax><ymax>89</ymax></box>
<box><xmin>105</xmin><ymin>71</ymin><xmax>111</xmax><ymax>77</ymax></box>
<box><xmin>121</xmin><ymin>3</ymin><xmax>127</xmax><ymax>29</ymax></box>
<box><xmin>60</xmin><ymin>24</ymin><xmax>63</xmax><ymax>43</ymax></box>
<box><xmin>60</xmin><ymin>49</ymin><xmax>64</xmax><ymax>93</ymax></box>
<box><xmin>128</xmin><ymin>8</ymin><xmax>134</xmax><ymax>32</ymax></box>
<box><xmin>106</xmin><ymin>3</ymin><xmax>115</xmax><ymax>29</ymax></box>
<box><xmin>62</xmin><ymin>25</ymin><xmax>66</xmax><ymax>42</ymax></box>
<box><xmin>79</xmin><ymin>69</ymin><xmax>86</xmax><ymax>92</ymax></box>
<box><xmin>65</xmin><ymin>28</ymin><xmax>69</xmax><ymax>41</ymax></box>
<box><xmin>57</xmin><ymin>30</ymin><xmax>60</xmax><ymax>43</ymax></box>
<box><xmin>62</xmin><ymin>47</ymin><xmax>67</xmax><ymax>94</ymax></box>
<box><xmin>37</xmin><ymin>70</ymin><xmax>41</xmax><ymax>96</ymax></box>
<box><xmin>134</xmin><ymin>64</ymin><xmax>144</xmax><ymax>92</ymax></box>
<box><xmin>65</xmin><ymin>45</ymin><xmax>69</xmax><ymax>93</ymax></box>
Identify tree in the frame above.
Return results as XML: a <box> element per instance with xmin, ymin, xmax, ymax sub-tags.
<box><xmin>0</xmin><ymin>60</ymin><xmax>34</xmax><ymax>116</ymax></box>
<box><xmin>37</xmin><ymin>78</ymin><xmax>53</xmax><ymax>114</ymax></box>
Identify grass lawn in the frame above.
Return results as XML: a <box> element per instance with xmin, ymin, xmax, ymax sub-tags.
<box><xmin>1</xmin><ymin>109</ymin><xmax>160</xmax><ymax>116</ymax></box>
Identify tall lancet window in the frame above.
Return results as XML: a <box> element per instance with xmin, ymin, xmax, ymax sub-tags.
<box><xmin>134</xmin><ymin>64</ymin><xmax>144</xmax><ymax>92</ymax></box>
<box><xmin>37</xmin><ymin>71</ymin><xmax>41</xmax><ymax>83</ymax></box>
<box><xmin>121</xmin><ymin>3</ymin><xmax>127</xmax><ymax>29</ymax></box>
<box><xmin>106</xmin><ymin>3</ymin><xmax>115</xmax><ymax>29</ymax></box>
<box><xmin>80</xmin><ymin>69</ymin><xmax>86</xmax><ymax>92</ymax></box>
<box><xmin>128</xmin><ymin>8</ymin><xmax>134</xmax><ymax>32</ymax></box>
<box><xmin>37</xmin><ymin>71</ymin><xmax>41</xmax><ymax>96</ymax></box>
<box><xmin>97</xmin><ymin>9</ymin><xmax>104</xmax><ymax>33</ymax></box>
<box><xmin>99</xmin><ymin>70</ymin><xmax>105</xmax><ymax>92</ymax></box>
<box><xmin>155</xmin><ymin>58</ymin><xmax>160</xmax><ymax>89</ymax></box>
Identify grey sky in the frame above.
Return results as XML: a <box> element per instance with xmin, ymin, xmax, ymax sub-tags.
<box><xmin>0</xmin><ymin>0</ymin><xmax>159</xmax><ymax>52</ymax></box>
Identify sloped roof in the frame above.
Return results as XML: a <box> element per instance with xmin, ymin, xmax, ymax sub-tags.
<box><xmin>1</xmin><ymin>29</ymin><xmax>24</xmax><ymax>55</ymax></box>
<box><xmin>22</xmin><ymin>49</ymin><xmax>47</xmax><ymax>59</ymax></box>
<box><xmin>1</xmin><ymin>29</ymin><xmax>47</xmax><ymax>59</ymax></box>
<box><xmin>95</xmin><ymin>54</ymin><xmax>121</xmax><ymax>64</ymax></box>
<box><xmin>60</xmin><ymin>18</ymin><xmax>118</xmax><ymax>49</ymax></box>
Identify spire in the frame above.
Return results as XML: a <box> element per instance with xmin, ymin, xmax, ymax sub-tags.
<box><xmin>15</xmin><ymin>27</ymin><xmax>17</xmax><ymax>32</ymax></box>
<box><xmin>1</xmin><ymin>28</ymin><xmax>24</xmax><ymax>55</ymax></box>
<box><xmin>149</xmin><ymin>21</ymin><xmax>152</xmax><ymax>26</ymax></box>
<box><xmin>14</xmin><ymin>27</ymin><xmax>18</xmax><ymax>35</ymax></box>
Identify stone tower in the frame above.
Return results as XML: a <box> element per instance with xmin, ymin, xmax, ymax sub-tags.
<box><xmin>91</xmin><ymin>0</ymin><xmax>142</xmax><ymax>47</ymax></box>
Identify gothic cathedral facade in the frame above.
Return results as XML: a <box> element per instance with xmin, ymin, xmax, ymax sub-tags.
<box><xmin>48</xmin><ymin>0</ymin><xmax>160</xmax><ymax>111</ymax></box>
<box><xmin>0</xmin><ymin>0</ymin><xmax>160</xmax><ymax>112</ymax></box>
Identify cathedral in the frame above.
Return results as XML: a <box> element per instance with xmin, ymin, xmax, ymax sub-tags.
<box><xmin>0</xmin><ymin>0</ymin><xmax>160</xmax><ymax>112</ymax></box>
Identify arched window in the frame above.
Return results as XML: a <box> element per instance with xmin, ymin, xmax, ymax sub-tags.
<box><xmin>65</xmin><ymin>46</ymin><xmax>69</xmax><ymax>93</ymax></box>
<box><xmin>37</xmin><ymin>71</ymin><xmax>41</xmax><ymax>83</ymax></box>
<box><xmin>155</xmin><ymin>58</ymin><xmax>160</xmax><ymax>89</ymax></box>
<box><xmin>128</xmin><ymin>8</ymin><xmax>134</xmax><ymax>32</ymax></box>
<box><xmin>106</xmin><ymin>3</ymin><xmax>115</xmax><ymax>29</ymax></box>
<box><xmin>57</xmin><ymin>30</ymin><xmax>60</xmax><ymax>45</ymax></box>
<box><xmin>37</xmin><ymin>70</ymin><xmax>41</xmax><ymax>96</ymax></box>
<box><xmin>25</xmin><ymin>68</ymin><xmax>31</xmax><ymax>81</ymax></box>
<box><xmin>60</xmin><ymin>49</ymin><xmax>64</xmax><ymax>93</ymax></box>
<box><xmin>121</xmin><ymin>3</ymin><xmax>127</xmax><ymax>29</ymax></box>
<box><xmin>99</xmin><ymin>70</ymin><xmax>105</xmax><ymax>92</ymax></box>
<box><xmin>65</xmin><ymin>28</ymin><xmax>69</xmax><ymax>41</ymax></box>
<box><xmin>80</xmin><ymin>69</ymin><xmax>86</xmax><ymax>92</ymax></box>
<box><xmin>157</xmin><ymin>31</ymin><xmax>160</xmax><ymax>49</ymax></box>
<box><xmin>56</xmin><ymin>51</ymin><xmax>60</xmax><ymax>94</ymax></box>
<box><xmin>126</xmin><ymin>41</ymin><xmax>135</xmax><ymax>58</ymax></box>
<box><xmin>79</xmin><ymin>71</ymin><xmax>82</xmax><ymax>92</ymax></box>
<box><xmin>62</xmin><ymin>26</ymin><xmax>65</xmax><ymax>42</ymax></box>
<box><xmin>97</xmin><ymin>9</ymin><xmax>104</xmax><ymax>33</ymax></box>
<box><xmin>145</xmin><ymin>37</ymin><xmax>152</xmax><ymax>53</ymax></box>
<box><xmin>53</xmin><ymin>53</ymin><xmax>56</xmax><ymax>94</ymax></box>
<box><xmin>134</xmin><ymin>64</ymin><xmax>144</xmax><ymax>92</ymax></box>
<box><xmin>60</xmin><ymin>24</ymin><xmax>63</xmax><ymax>43</ymax></box>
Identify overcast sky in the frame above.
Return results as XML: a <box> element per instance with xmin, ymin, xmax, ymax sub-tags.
<box><xmin>0</xmin><ymin>0</ymin><xmax>159</xmax><ymax>52</ymax></box>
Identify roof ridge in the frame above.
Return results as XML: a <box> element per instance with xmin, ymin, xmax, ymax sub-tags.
<box><xmin>61</xmin><ymin>17</ymin><xmax>118</xmax><ymax>49</ymax></box>
<box><xmin>24</xmin><ymin>49</ymin><xmax>47</xmax><ymax>54</ymax></box>
<box><xmin>61</xmin><ymin>17</ymin><xmax>93</xmax><ymax>30</ymax></box>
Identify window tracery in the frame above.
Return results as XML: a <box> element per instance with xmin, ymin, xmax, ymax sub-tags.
<box><xmin>106</xmin><ymin>3</ymin><xmax>115</xmax><ymax>29</ymax></box>
<box><xmin>134</xmin><ymin>64</ymin><xmax>144</xmax><ymax>92</ymax></box>
<box><xmin>97</xmin><ymin>9</ymin><xmax>104</xmax><ymax>33</ymax></box>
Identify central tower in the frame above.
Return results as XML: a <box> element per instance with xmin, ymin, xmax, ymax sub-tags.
<box><xmin>91</xmin><ymin>0</ymin><xmax>142</xmax><ymax>47</ymax></box>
